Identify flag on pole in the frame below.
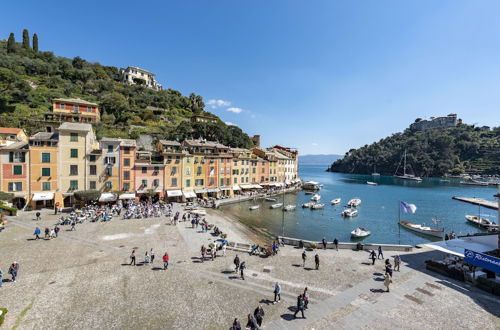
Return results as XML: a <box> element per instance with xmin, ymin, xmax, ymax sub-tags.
<box><xmin>400</xmin><ymin>201</ymin><xmax>417</xmax><ymax>214</ymax></box>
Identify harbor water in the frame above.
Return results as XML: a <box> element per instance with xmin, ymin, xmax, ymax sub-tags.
<box><xmin>220</xmin><ymin>165</ymin><xmax>499</xmax><ymax>245</ymax></box>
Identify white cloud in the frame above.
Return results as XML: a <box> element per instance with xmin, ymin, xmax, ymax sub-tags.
<box><xmin>225</xmin><ymin>121</ymin><xmax>235</xmax><ymax>126</ymax></box>
<box><xmin>207</xmin><ymin>99</ymin><xmax>231</xmax><ymax>109</ymax></box>
<box><xmin>311</xmin><ymin>142</ymin><xmax>318</xmax><ymax>146</ymax></box>
<box><xmin>227</xmin><ymin>107</ymin><xmax>243</xmax><ymax>114</ymax></box>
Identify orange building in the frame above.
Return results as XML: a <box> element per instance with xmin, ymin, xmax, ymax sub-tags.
<box><xmin>46</xmin><ymin>98</ymin><xmax>100</xmax><ymax>123</ymax></box>
<box><xmin>119</xmin><ymin>139</ymin><xmax>136</xmax><ymax>193</ymax></box>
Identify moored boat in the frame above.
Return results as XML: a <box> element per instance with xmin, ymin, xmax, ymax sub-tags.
<box><xmin>460</xmin><ymin>179</ymin><xmax>489</xmax><ymax>186</ymax></box>
<box><xmin>347</xmin><ymin>198</ymin><xmax>361</xmax><ymax>207</ymax></box>
<box><xmin>465</xmin><ymin>215</ymin><xmax>495</xmax><ymax>229</ymax></box>
<box><xmin>265</xmin><ymin>197</ymin><xmax>277</xmax><ymax>202</ymax></box>
<box><xmin>302</xmin><ymin>202</ymin><xmax>314</xmax><ymax>208</ymax></box>
<box><xmin>302</xmin><ymin>181</ymin><xmax>321</xmax><ymax>190</ymax></box>
<box><xmin>304</xmin><ymin>191</ymin><xmax>314</xmax><ymax>195</ymax></box>
<box><xmin>394</xmin><ymin>150</ymin><xmax>422</xmax><ymax>182</ymax></box>
<box><xmin>398</xmin><ymin>220</ymin><xmax>444</xmax><ymax>238</ymax></box>
<box><xmin>331</xmin><ymin>198</ymin><xmax>341</xmax><ymax>205</ymax></box>
<box><xmin>366</xmin><ymin>181</ymin><xmax>377</xmax><ymax>186</ymax></box>
<box><xmin>270</xmin><ymin>203</ymin><xmax>283</xmax><ymax>209</ymax></box>
<box><xmin>351</xmin><ymin>227</ymin><xmax>371</xmax><ymax>238</ymax></box>
<box><xmin>341</xmin><ymin>208</ymin><xmax>358</xmax><ymax>217</ymax></box>
<box><xmin>311</xmin><ymin>203</ymin><xmax>324</xmax><ymax>210</ymax></box>
<box><xmin>284</xmin><ymin>205</ymin><xmax>296</xmax><ymax>211</ymax></box>
<box><xmin>249</xmin><ymin>205</ymin><xmax>260</xmax><ymax>210</ymax></box>
<box><xmin>311</xmin><ymin>194</ymin><xmax>321</xmax><ymax>202</ymax></box>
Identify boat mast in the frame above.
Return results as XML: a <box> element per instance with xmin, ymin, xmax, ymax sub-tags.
<box><xmin>281</xmin><ymin>184</ymin><xmax>285</xmax><ymax>237</ymax></box>
<box><xmin>398</xmin><ymin>200</ymin><xmax>401</xmax><ymax>244</ymax></box>
<box><xmin>403</xmin><ymin>149</ymin><xmax>407</xmax><ymax>176</ymax></box>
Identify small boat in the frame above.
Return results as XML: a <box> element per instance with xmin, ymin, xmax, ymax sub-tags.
<box><xmin>284</xmin><ymin>205</ymin><xmax>296</xmax><ymax>211</ymax></box>
<box><xmin>270</xmin><ymin>203</ymin><xmax>283</xmax><ymax>209</ymax></box>
<box><xmin>465</xmin><ymin>215</ymin><xmax>495</xmax><ymax>229</ymax></box>
<box><xmin>304</xmin><ymin>191</ymin><xmax>314</xmax><ymax>195</ymax></box>
<box><xmin>311</xmin><ymin>203</ymin><xmax>324</xmax><ymax>210</ymax></box>
<box><xmin>190</xmin><ymin>209</ymin><xmax>207</xmax><ymax>216</ymax></box>
<box><xmin>460</xmin><ymin>179</ymin><xmax>489</xmax><ymax>186</ymax></box>
<box><xmin>331</xmin><ymin>198</ymin><xmax>341</xmax><ymax>205</ymax></box>
<box><xmin>302</xmin><ymin>181</ymin><xmax>321</xmax><ymax>190</ymax></box>
<box><xmin>351</xmin><ymin>227</ymin><xmax>371</xmax><ymax>238</ymax></box>
<box><xmin>341</xmin><ymin>208</ymin><xmax>358</xmax><ymax>217</ymax></box>
<box><xmin>398</xmin><ymin>220</ymin><xmax>444</xmax><ymax>238</ymax></box>
<box><xmin>265</xmin><ymin>197</ymin><xmax>277</xmax><ymax>202</ymax></box>
<box><xmin>366</xmin><ymin>181</ymin><xmax>377</xmax><ymax>186</ymax></box>
<box><xmin>249</xmin><ymin>205</ymin><xmax>260</xmax><ymax>210</ymax></box>
<box><xmin>347</xmin><ymin>198</ymin><xmax>361</xmax><ymax>207</ymax></box>
<box><xmin>302</xmin><ymin>202</ymin><xmax>314</xmax><ymax>208</ymax></box>
<box><xmin>310</xmin><ymin>194</ymin><xmax>321</xmax><ymax>202</ymax></box>
<box><xmin>372</xmin><ymin>173</ymin><xmax>380</xmax><ymax>176</ymax></box>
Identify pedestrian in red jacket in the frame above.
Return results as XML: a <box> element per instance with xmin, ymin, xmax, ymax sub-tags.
<box><xmin>163</xmin><ymin>253</ymin><xmax>169</xmax><ymax>270</ymax></box>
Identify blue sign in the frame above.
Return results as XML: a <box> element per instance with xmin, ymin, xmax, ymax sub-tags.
<box><xmin>464</xmin><ymin>249</ymin><xmax>500</xmax><ymax>274</ymax></box>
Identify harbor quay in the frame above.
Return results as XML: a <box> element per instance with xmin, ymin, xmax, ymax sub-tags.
<box><xmin>0</xmin><ymin>206</ymin><xmax>499</xmax><ymax>329</ymax></box>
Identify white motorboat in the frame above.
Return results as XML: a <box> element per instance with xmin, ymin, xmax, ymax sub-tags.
<box><xmin>270</xmin><ymin>203</ymin><xmax>283</xmax><ymax>209</ymax></box>
<box><xmin>190</xmin><ymin>209</ymin><xmax>207</xmax><ymax>216</ymax></box>
<box><xmin>342</xmin><ymin>208</ymin><xmax>358</xmax><ymax>217</ymax></box>
<box><xmin>331</xmin><ymin>198</ymin><xmax>341</xmax><ymax>205</ymax></box>
<box><xmin>351</xmin><ymin>227</ymin><xmax>371</xmax><ymax>238</ymax></box>
<box><xmin>366</xmin><ymin>181</ymin><xmax>377</xmax><ymax>186</ymax></box>
<box><xmin>310</xmin><ymin>194</ymin><xmax>321</xmax><ymax>202</ymax></box>
<box><xmin>302</xmin><ymin>181</ymin><xmax>321</xmax><ymax>190</ymax></box>
<box><xmin>249</xmin><ymin>205</ymin><xmax>260</xmax><ymax>210</ymax></box>
<box><xmin>284</xmin><ymin>205</ymin><xmax>296</xmax><ymax>211</ymax></box>
<box><xmin>311</xmin><ymin>203</ymin><xmax>324</xmax><ymax>210</ymax></box>
<box><xmin>347</xmin><ymin>198</ymin><xmax>361</xmax><ymax>207</ymax></box>
<box><xmin>465</xmin><ymin>215</ymin><xmax>495</xmax><ymax>229</ymax></box>
<box><xmin>460</xmin><ymin>179</ymin><xmax>489</xmax><ymax>186</ymax></box>
<box><xmin>398</xmin><ymin>220</ymin><xmax>444</xmax><ymax>238</ymax></box>
<box><xmin>265</xmin><ymin>197</ymin><xmax>277</xmax><ymax>202</ymax></box>
<box><xmin>302</xmin><ymin>202</ymin><xmax>314</xmax><ymax>208</ymax></box>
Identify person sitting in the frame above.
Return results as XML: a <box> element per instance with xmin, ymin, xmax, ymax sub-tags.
<box><xmin>250</xmin><ymin>244</ymin><xmax>260</xmax><ymax>255</ymax></box>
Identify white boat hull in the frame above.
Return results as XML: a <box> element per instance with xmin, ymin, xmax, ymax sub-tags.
<box><xmin>398</xmin><ymin>220</ymin><xmax>444</xmax><ymax>238</ymax></box>
<box><xmin>270</xmin><ymin>203</ymin><xmax>283</xmax><ymax>209</ymax></box>
<box><xmin>249</xmin><ymin>206</ymin><xmax>260</xmax><ymax>210</ymax></box>
<box><xmin>331</xmin><ymin>198</ymin><xmax>341</xmax><ymax>205</ymax></box>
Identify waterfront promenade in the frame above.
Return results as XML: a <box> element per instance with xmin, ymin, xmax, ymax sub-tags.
<box><xmin>0</xmin><ymin>207</ymin><xmax>498</xmax><ymax>329</ymax></box>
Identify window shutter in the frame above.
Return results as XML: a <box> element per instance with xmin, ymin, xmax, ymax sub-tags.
<box><xmin>9</xmin><ymin>152</ymin><xmax>13</xmax><ymax>162</ymax></box>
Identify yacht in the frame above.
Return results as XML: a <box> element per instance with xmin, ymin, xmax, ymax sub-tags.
<box><xmin>351</xmin><ymin>227</ymin><xmax>371</xmax><ymax>238</ymax></box>
<box><xmin>394</xmin><ymin>149</ymin><xmax>422</xmax><ymax>182</ymax></box>
<box><xmin>310</xmin><ymin>194</ymin><xmax>321</xmax><ymax>202</ymax></box>
<box><xmin>347</xmin><ymin>198</ymin><xmax>361</xmax><ymax>207</ymax></box>
<box><xmin>270</xmin><ymin>203</ymin><xmax>283</xmax><ymax>209</ymax></box>
<box><xmin>342</xmin><ymin>208</ymin><xmax>358</xmax><ymax>217</ymax></box>
<box><xmin>331</xmin><ymin>198</ymin><xmax>341</xmax><ymax>205</ymax></box>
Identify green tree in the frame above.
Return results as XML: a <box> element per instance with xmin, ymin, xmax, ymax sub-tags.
<box><xmin>22</xmin><ymin>29</ymin><xmax>30</xmax><ymax>49</ymax></box>
<box><xmin>32</xmin><ymin>33</ymin><xmax>38</xmax><ymax>52</ymax></box>
<box><xmin>7</xmin><ymin>33</ymin><xmax>16</xmax><ymax>53</ymax></box>
<box><xmin>74</xmin><ymin>190</ymin><xmax>101</xmax><ymax>202</ymax></box>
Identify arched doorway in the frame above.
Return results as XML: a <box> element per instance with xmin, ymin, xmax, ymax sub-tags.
<box><xmin>12</xmin><ymin>197</ymin><xmax>26</xmax><ymax>209</ymax></box>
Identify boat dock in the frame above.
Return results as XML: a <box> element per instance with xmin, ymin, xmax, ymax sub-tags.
<box><xmin>452</xmin><ymin>196</ymin><xmax>498</xmax><ymax>210</ymax></box>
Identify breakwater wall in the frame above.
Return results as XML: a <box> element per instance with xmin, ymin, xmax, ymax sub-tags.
<box><xmin>214</xmin><ymin>188</ymin><xmax>301</xmax><ymax>208</ymax></box>
<box><xmin>279</xmin><ymin>236</ymin><xmax>413</xmax><ymax>252</ymax></box>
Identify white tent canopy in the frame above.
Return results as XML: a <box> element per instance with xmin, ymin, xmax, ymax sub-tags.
<box><xmin>232</xmin><ymin>185</ymin><xmax>241</xmax><ymax>191</ymax></box>
<box><xmin>32</xmin><ymin>192</ymin><xmax>54</xmax><ymax>201</ymax></box>
<box><xmin>166</xmin><ymin>190</ymin><xmax>182</xmax><ymax>197</ymax></box>
<box><xmin>239</xmin><ymin>184</ymin><xmax>253</xmax><ymax>189</ymax></box>
<box><xmin>183</xmin><ymin>191</ymin><xmax>196</xmax><ymax>199</ymax></box>
<box><xmin>119</xmin><ymin>193</ymin><xmax>136</xmax><ymax>200</ymax></box>
<box><xmin>423</xmin><ymin>235</ymin><xmax>498</xmax><ymax>258</ymax></box>
<box><xmin>99</xmin><ymin>193</ymin><xmax>117</xmax><ymax>202</ymax></box>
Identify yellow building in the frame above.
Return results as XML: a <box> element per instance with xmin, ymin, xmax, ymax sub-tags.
<box><xmin>158</xmin><ymin>140</ymin><xmax>184</xmax><ymax>201</ymax></box>
<box><xmin>28</xmin><ymin>132</ymin><xmax>63</xmax><ymax>209</ymax></box>
<box><xmin>57</xmin><ymin>122</ymin><xmax>97</xmax><ymax>207</ymax></box>
<box><xmin>47</xmin><ymin>98</ymin><xmax>100</xmax><ymax>123</ymax></box>
<box><xmin>0</xmin><ymin>127</ymin><xmax>28</xmax><ymax>147</ymax></box>
<box><xmin>99</xmin><ymin>138</ymin><xmax>121</xmax><ymax>193</ymax></box>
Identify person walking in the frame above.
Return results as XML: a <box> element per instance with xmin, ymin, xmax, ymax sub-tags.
<box><xmin>130</xmin><ymin>249</ymin><xmax>136</xmax><ymax>266</ymax></box>
<box><xmin>150</xmin><ymin>248</ymin><xmax>155</xmax><ymax>264</ymax></box>
<box><xmin>385</xmin><ymin>259</ymin><xmax>393</xmax><ymax>277</ymax></box>
<box><xmin>322</xmin><ymin>237</ymin><xmax>327</xmax><ymax>250</ymax></box>
<box><xmin>54</xmin><ymin>225</ymin><xmax>60</xmax><ymax>238</ymax></box>
<box><xmin>0</xmin><ymin>267</ymin><xmax>3</xmax><ymax>288</ymax></box>
<box><xmin>333</xmin><ymin>238</ymin><xmax>339</xmax><ymax>251</ymax></box>
<box><xmin>394</xmin><ymin>255</ymin><xmax>401</xmax><ymax>271</ymax></box>
<box><xmin>293</xmin><ymin>294</ymin><xmax>306</xmax><ymax>319</ymax></box>
<box><xmin>302</xmin><ymin>250</ymin><xmax>307</xmax><ymax>267</ymax></box>
<box><xmin>44</xmin><ymin>227</ymin><xmax>50</xmax><ymax>239</ymax></box>
<box><xmin>273</xmin><ymin>282</ymin><xmax>281</xmax><ymax>304</ymax></box>
<box><xmin>144</xmin><ymin>251</ymin><xmax>150</xmax><ymax>264</ymax></box>
<box><xmin>34</xmin><ymin>227</ymin><xmax>41</xmax><ymax>240</ymax></box>
<box><xmin>240</xmin><ymin>261</ymin><xmax>246</xmax><ymax>280</ymax></box>
<box><xmin>8</xmin><ymin>262</ymin><xmax>19</xmax><ymax>282</ymax></box>
<box><xmin>230</xmin><ymin>318</ymin><xmax>241</xmax><ymax>330</ymax></box>
<box><xmin>377</xmin><ymin>246</ymin><xmax>384</xmax><ymax>259</ymax></box>
<box><xmin>36</xmin><ymin>211</ymin><xmax>41</xmax><ymax>221</ymax></box>
<box><xmin>384</xmin><ymin>273</ymin><xmax>392</xmax><ymax>292</ymax></box>
<box><xmin>71</xmin><ymin>220</ymin><xmax>76</xmax><ymax>231</ymax></box>
<box><xmin>254</xmin><ymin>305</ymin><xmax>265</xmax><ymax>327</ymax></box>
<box><xmin>234</xmin><ymin>254</ymin><xmax>240</xmax><ymax>272</ymax></box>
<box><xmin>370</xmin><ymin>250</ymin><xmax>377</xmax><ymax>265</ymax></box>
<box><xmin>163</xmin><ymin>252</ymin><xmax>169</xmax><ymax>270</ymax></box>
<box><xmin>303</xmin><ymin>287</ymin><xmax>310</xmax><ymax>309</ymax></box>
<box><xmin>314</xmin><ymin>254</ymin><xmax>320</xmax><ymax>270</ymax></box>
<box><xmin>221</xmin><ymin>243</ymin><xmax>226</xmax><ymax>257</ymax></box>
<box><xmin>201</xmin><ymin>245</ymin><xmax>206</xmax><ymax>262</ymax></box>
<box><xmin>246</xmin><ymin>314</ymin><xmax>260</xmax><ymax>330</ymax></box>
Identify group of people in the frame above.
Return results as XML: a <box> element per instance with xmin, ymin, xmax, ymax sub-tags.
<box><xmin>33</xmin><ymin>225</ymin><xmax>60</xmax><ymax>240</ymax></box>
<box><xmin>230</xmin><ymin>305</ymin><xmax>265</xmax><ymax>330</ymax></box>
<box><xmin>301</xmin><ymin>250</ymin><xmax>321</xmax><ymax>270</ymax></box>
<box><xmin>321</xmin><ymin>237</ymin><xmax>340</xmax><ymax>250</ymax></box>
<box><xmin>0</xmin><ymin>261</ymin><xmax>19</xmax><ymax>287</ymax></box>
<box><xmin>293</xmin><ymin>287</ymin><xmax>310</xmax><ymax>319</ymax></box>
<box><xmin>129</xmin><ymin>249</ymin><xmax>170</xmax><ymax>270</ymax></box>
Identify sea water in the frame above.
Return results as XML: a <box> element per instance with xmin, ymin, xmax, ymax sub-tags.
<box><xmin>220</xmin><ymin>165</ymin><xmax>498</xmax><ymax>245</ymax></box>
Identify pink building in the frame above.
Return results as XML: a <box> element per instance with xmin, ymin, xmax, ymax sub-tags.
<box><xmin>134</xmin><ymin>151</ymin><xmax>165</xmax><ymax>202</ymax></box>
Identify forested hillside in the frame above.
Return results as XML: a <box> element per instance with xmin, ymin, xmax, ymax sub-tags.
<box><xmin>0</xmin><ymin>30</ymin><xmax>253</xmax><ymax>148</ymax></box>
<box><xmin>329</xmin><ymin>123</ymin><xmax>500</xmax><ymax>176</ymax></box>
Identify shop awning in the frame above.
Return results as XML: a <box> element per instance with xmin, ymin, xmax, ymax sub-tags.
<box><xmin>99</xmin><ymin>193</ymin><xmax>117</xmax><ymax>202</ymax></box>
<box><xmin>206</xmin><ymin>188</ymin><xmax>220</xmax><ymax>193</ymax></box>
<box><xmin>232</xmin><ymin>185</ymin><xmax>241</xmax><ymax>191</ymax></box>
<box><xmin>119</xmin><ymin>193</ymin><xmax>136</xmax><ymax>200</ymax></box>
<box><xmin>239</xmin><ymin>184</ymin><xmax>253</xmax><ymax>189</ymax></box>
<box><xmin>220</xmin><ymin>187</ymin><xmax>231</xmax><ymax>191</ymax></box>
<box><xmin>423</xmin><ymin>235</ymin><xmax>498</xmax><ymax>258</ymax></box>
<box><xmin>32</xmin><ymin>192</ymin><xmax>54</xmax><ymax>201</ymax></box>
<box><xmin>166</xmin><ymin>190</ymin><xmax>182</xmax><ymax>197</ymax></box>
<box><xmin>183</xmin><ymin>191</ymin><xmax>197</xmax><ymax>199</ymax></box>
<box><xmin>252</xmin><ymin>184</ymin><xmax>263</xmax><ymax>189</ymax></box>
<box><xmin>195</xmin><ymin>189</ymin><xmax>206</xmax><ymax>194</ymax></box>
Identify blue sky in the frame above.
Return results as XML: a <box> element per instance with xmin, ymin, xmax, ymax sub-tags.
<box><xmin>2</xmin><ymin>1</ymin><xmax>500</xmax><ymax>154</ymax></box>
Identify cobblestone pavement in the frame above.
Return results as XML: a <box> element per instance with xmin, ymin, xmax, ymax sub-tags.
<box><xmin>0</xmin><ymin>207</ymin><xmax>498</xmax><ymax>329</ymax></box>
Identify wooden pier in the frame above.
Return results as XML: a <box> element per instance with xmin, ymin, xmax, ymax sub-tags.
<box><xmin>452</xmin><ymin>196</ymin><xmax>498</xmax><ymax>210</ymax></box>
